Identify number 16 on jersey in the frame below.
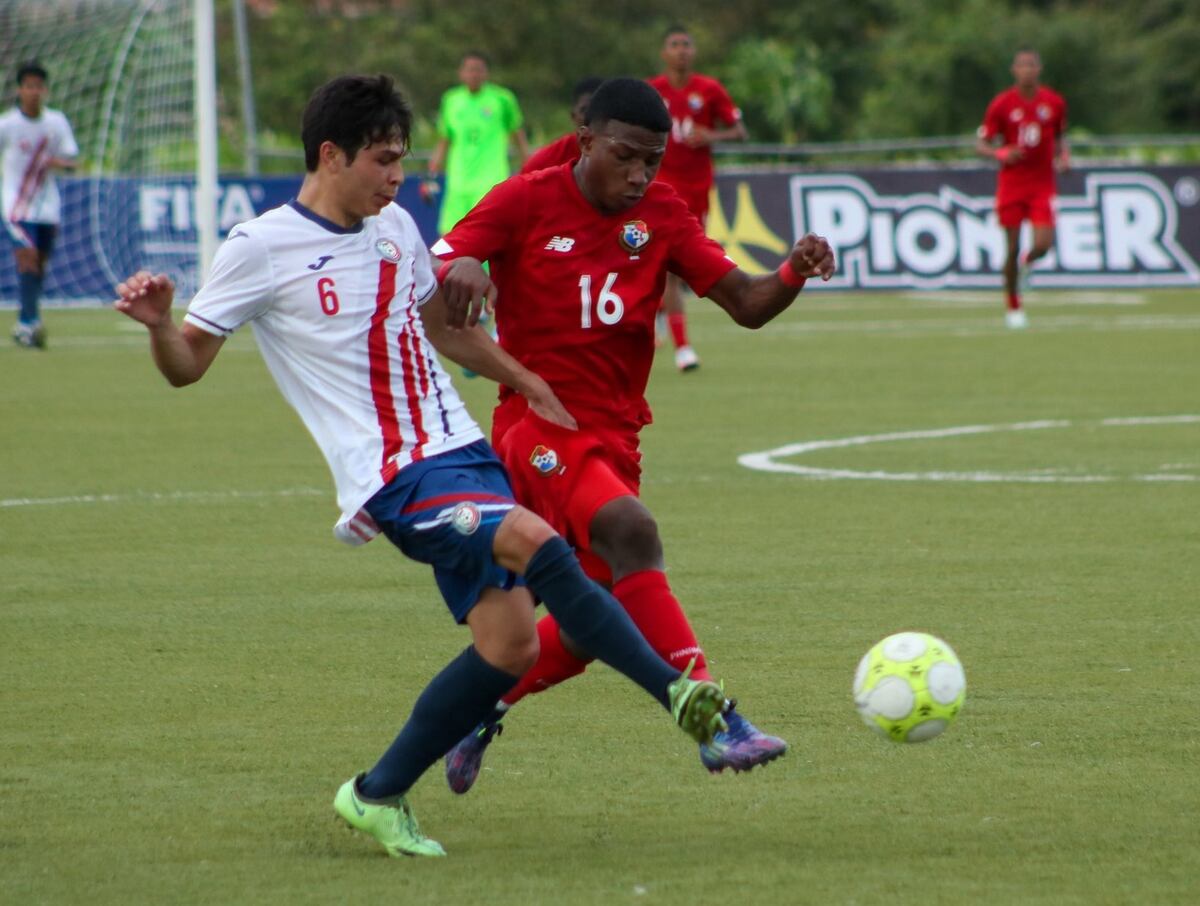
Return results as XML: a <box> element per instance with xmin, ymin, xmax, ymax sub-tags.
<box><xmin>579</xmin><ymin>272</ymin><xmax>624</xmax><ymax>328</ymax></box>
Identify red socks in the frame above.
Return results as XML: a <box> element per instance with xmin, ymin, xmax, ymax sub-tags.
<box><xmin>667</xmin><ymin>312</ymin><xmax>689</xmax><ymax>349</ymax></box>
<box><xmin>500</xmin><ymin>614</ymin><xmax>588</xmax><ymax>706</ymax></box>
<box><xmin>500</xmin><ymin>569</ymin><xmax>712</xmax><ymax>706</ymax></box>
<box><xmin>612</xmin><ymin>569</ymin><xmax>711</xmax><ymax>681</ymax></box>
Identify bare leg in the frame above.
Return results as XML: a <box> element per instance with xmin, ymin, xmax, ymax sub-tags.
<box><xmin>1003</xmin><ymin>224</ymin><xmax>1022</xmax><ymax>306</ymax></box>
<box><xmin>1027</xmin><ymin>225</ymin><xmax>1056</xmax><ymax>265</ymax></box>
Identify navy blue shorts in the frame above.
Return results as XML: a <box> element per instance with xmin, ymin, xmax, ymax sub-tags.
<box><xmin>364</xmin><ymin>440</ymin><xmax>523</xmax><ymax>623</ymax></box>
<box><xmin>13</xmin><ymin>221</ymin><xmax>57</xmax><ymax>255</ymax></box>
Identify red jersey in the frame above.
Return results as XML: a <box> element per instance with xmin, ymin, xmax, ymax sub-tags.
<box><xmin>979</xmin><ymin>86</ymin><xmax>1067</xmax><ymax>198</ymax></box>
<box><xmin>646</xmin><ymin>73</ymin><xmax>741</xmax><ymax>197</ymax></box>
<box><xmin>435</xmin><ymin>163</ymin><xmax>736</xmax><ymax>431</ymax></box>
<box><xmin>521</xmin><ymin>133</ymin><xmax>580</xmax><ymax>174</ymax></box>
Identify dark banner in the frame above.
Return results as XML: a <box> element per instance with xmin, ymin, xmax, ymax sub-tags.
<box><xmin>0</xmin><ymin>176</ymin><xmax>437</xmax><ymax>304</ymax></box>
<box><xmin>709</xmin><ymin>165</ymin><xmax>1200</xmax><ymax>289</ymax></box>
<box><xmin>5</xmin><ymin>165</ymin><xmax>1198</xmax><ymax>305</ymax></box>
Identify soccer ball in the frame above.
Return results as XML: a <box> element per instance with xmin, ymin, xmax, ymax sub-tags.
<box><xmin>853</xmin><ymin>632</ymin><xmax>966</xmax><ymax>743</ymax></box>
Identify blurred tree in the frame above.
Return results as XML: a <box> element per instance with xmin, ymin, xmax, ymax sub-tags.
<box><xmin>718</xmin><ymin>38</ymin><xmax>833</xmax><ymax>142</ymax></box>
<box><xmin>214</xmin><ymin>0</ymin><xmax>1200</xmax><ymax>172</ymax></box>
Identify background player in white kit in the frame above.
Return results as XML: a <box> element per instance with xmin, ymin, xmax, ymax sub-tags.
<box><xmin>0</xmin><ymin>61</ymin><xmax>78</xmax><ymax>348</ymax></box>
<box><xmin>113</xmin><ymin>74</ymin><xmax>728</xmax><ymax>859</ymax></box>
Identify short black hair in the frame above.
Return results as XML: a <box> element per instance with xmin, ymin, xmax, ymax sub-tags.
<box><xmin>461</xmin><ymin>50</ymin><xmax>490</xmax><ymax>67</ymax></box>
<box><xmin>584</xmin><ymin>78</ymin><xmax>671</xmax><ymax>133</ymax></box>
<box><xmin>572</xmin><ymin>76</ymin><xmax>605</xmax><ymax>103</ymax></box>
<box><xmin>16</xmin><ymin>60</ymin><xmax>47</xmax><ymax>85</ymax></box>
<box><xmin>663</xmin><ymin>24</ymin><xmax>690</xmax><ymax>41</ymax></box>
<box><xmin>301</xmin><ymin>74</ymin><xmax>411</xmax><ymax>172</ymax></box>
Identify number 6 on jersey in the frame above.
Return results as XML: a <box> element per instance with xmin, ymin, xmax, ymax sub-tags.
<box><xmin>317</xmin><ymin>277</ymin><xmax>340</xmax><ymax>316</ymax></box>
<box><xmin>579</xmin><ymin>272</ymin><xmax>624</xmax><ymax>328</ymax></box>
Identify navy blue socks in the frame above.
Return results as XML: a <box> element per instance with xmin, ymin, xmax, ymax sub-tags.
<box><xmin>523</xmin><ymin>536</ymin><xmax>677</xmax><ymax>708</ymax></box>
<box><xmin>357</xmin><ymin>645</ymin><xmax>519</xmax><ymax>800</ymax></box>
<box><xmin>18</xmin><ymin>270</ymin><xmax>42</xmax><ymax>325</ymax></box>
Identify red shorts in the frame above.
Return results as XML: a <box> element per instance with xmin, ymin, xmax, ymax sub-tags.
<box><xmin>996</xmin><ymin>190</ymin><xmax>1056</xmax><ymax>228</ymax></box>
<box><xmin>493</xmin><ymin>404</ymin><xmax>641</xmax><ymax>583</ymax></box>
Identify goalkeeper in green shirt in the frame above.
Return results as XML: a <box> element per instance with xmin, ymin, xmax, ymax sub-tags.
<box><xmin>425</xmin><ymin>51</ymin><xmax>528</xmax><ymax>236</ymax></box>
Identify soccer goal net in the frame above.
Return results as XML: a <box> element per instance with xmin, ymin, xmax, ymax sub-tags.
<box><xmin>0</xmin><ymin>0</ymin><xmax>205</xmax><ymax>305</ymax></box>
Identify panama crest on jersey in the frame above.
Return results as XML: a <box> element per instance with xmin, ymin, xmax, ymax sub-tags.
<box><xmin>618</xmin><ymin>220</ymin><xmax>652</xmax><ymax>254</ymax></box>
<box><xmin>529</xmin><ymin>444</ymin><xmax>566</xmax><ymax>476</ymax></box>
<box><xmin>375</xmin><ymin>237</ymin><xmax>402</xmax><ymax>262</ymax></box>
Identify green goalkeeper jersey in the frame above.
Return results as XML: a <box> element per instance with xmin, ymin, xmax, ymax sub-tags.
<box><xmin>437</xmin><ymin>82</ymin><xmax>523</xmax><ymax>204</ymax></box>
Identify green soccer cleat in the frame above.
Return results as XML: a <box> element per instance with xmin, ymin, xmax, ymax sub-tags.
<box><xmin>667</xmin><ymin>658</ymin><xmax>729</xmax><ymax>746</ymax></box>
<box><xmin>333</xmin><ymin>774</ymin><xmax>447</xmax><ymax>858</ymax></box>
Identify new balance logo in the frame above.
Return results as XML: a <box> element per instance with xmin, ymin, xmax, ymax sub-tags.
<box><xmin>307</xmin><ymin>255</ymin><xmax>334</xmax><ymax>270</ymax></box>
<box><xmin>544</xmin><ymin>236</ymin><xmax>575</xmax><ymax>252</ymax></box>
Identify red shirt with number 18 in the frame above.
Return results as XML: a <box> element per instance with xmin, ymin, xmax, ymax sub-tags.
<box><xmin>434</xmin><ymin>163</ymin><xmax>736</xmax><ymax>431</ymax></box>
<box><xmin>647</xmin><ymin>73</ymin><xmax>741</xmax><ymax>203</ymax></box>
<box><xmin>979</xmin><ymin>86</ymin><xmax>1067</xmax><ymax>201</ymax></box>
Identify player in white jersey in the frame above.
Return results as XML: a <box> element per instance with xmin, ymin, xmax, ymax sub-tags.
<box><xmin>183</xmin><ymin>197</ymin><xmax>486</xmax><ymax>543</ymax></box>
<box><xmin>0</xmin><ymin>61</ymin><xmax>78</xmax><ymax>348</ymax></box>
<box><xmin>113</xmin><ymin>75</ymin><xmax>729</xmax><ymax>859</ymax></box>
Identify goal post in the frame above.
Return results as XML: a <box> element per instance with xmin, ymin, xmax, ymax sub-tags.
<box><xmin>194</xmin><ymin>0</ymin><xmax>218</xmax><ymax>283</ymax></box>
<box><xmin>0</xmin><ymin>0</ymin><xmax>219</xmax><ymax>306</ymax></box>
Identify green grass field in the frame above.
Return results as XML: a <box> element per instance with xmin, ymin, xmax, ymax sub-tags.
<box><xmin>3</xmin><ymin>289</ymin><xmax>1198</xmax><ymax>904</ymax></box>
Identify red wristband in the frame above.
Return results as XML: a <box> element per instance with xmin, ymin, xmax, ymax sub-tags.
<box><xmin>435</xmin><ymin>260</ymin><xmax>454</xmax><ymax>285</ymax></box>
<box><xmin>777</xmin><ymin>259</ymin><xmax>807</xmax><ymax>289</ymax></box>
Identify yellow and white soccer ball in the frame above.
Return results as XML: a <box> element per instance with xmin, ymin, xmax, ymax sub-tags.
<box><xmin>853</xmin><ymin>632</ymin><xmax>966</xmax><ymax>743</ymax></box>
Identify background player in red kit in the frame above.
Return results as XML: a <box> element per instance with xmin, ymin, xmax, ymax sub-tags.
<box><xmin>430</xmin><ymin>77</ymin><xmax>835</xmax><ymax>790</ymax></box>
<box><xmin>648</xmin><ymin>25</ymin><xmax>746</xmax><ymax>371</ymax></box>
<box><xmin>520</xmin><ymin>77</ymin><xmax>603</xmax><ymax>175</ymax></box>
<box><xmin>976</xmin><ymin>47</ymin><xmax>1068</xmax><ymax>329</ymax></box>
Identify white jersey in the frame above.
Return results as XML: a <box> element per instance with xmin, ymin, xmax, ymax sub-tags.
<box><xmin>0</xmin><ymin>106</ymin><xmax>78</xmax><ymax>239</ymax></box>
<box><xmin>184</xmin><ymin>201</ymin><xmax>484</xmax><ymax>545</ymax></box>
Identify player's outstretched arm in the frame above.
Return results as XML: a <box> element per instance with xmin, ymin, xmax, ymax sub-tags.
<box><xmin>706</xmin><ymin>233</ymin><xmax>836</xmax><ymax>330</ymax></box>
<box><xmin>113</xmin><ymin>271</ymin><xmax>224</xmax><ymax>387</ymax></box>
<box><xmin>420</xmin><ymin>289</ymin><xmax>577</xmax><ymax>430</ymax></box>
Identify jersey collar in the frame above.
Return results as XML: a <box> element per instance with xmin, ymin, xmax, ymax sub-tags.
<box><xmin>288</xmin><ymin>198</ymin><xmax>364</xmax><ymax>234</ymax></box>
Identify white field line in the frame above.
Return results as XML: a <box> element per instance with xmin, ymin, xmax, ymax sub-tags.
<box><xmin>738</xmin><ymin>416</ymin><xmax>1200</xmax><ymax>483</ymax></box>
<box><xmin>735</xmin><ymin>313</ymin><xmax>1200</xmax><ymax>337</ymax></box>
<box><xmin>0</xmin><ymin>487</ymin><xmax>326</xmax><ymax>509</ymax></box>
<box><xmin>852</xmin><ymin>291</ymin><xmax>1148</xmax><ymax>309</ymax></box>
<box><xmin>3</xmin><ymin>312</ymin><xmax>1192</xmax><ymax>353</ymax></box>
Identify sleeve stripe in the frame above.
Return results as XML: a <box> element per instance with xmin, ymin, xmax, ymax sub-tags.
<box><xmin>183</xmin><ymin>311</ymin><xmax>235</xmax><ymax>336</ymax></box>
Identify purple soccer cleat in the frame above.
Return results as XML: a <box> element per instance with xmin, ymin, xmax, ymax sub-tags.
<box><xmin>444</xmin><ymin>720</ymin><xmax>503</xmax><ymax>794</ymax></box>
<box><xmin>699</xmin><ymin>707</ymin><xmax>787</xmax><ymax>774</ymax></box>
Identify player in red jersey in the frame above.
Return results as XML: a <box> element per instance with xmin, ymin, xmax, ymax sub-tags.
<box><xmin>976</xmin><ymin>47</ymin><xmax>1068</xmax><ymax>329</ymax></box>
<box><xmin>521</xmin><ymin>77</ymin><xmax>603</xmax><ymax>175</ymax></box>
<box><xmin>429</xmin><ymin>78</ymin><xmax>834</xmax><ymax>789</ymax></box>
<box><xmin>648</xmin><ymin>25</ymin><xmax>746</xmax><ymax>371</ymax></box>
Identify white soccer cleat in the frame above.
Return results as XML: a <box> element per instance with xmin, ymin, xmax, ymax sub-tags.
<box><xmin>674</xmin><ymin>345</ymin><xmax>700</xmax><ymax>372</ymax></box>
<box><xmin>12</xmin><ymin>321</ymin><xmax>45</xmax><ymax>349</ymax></box>
<box><xmin>1005</xmin><ymin>309</ymin><xmax>1029</xmax><ymax>330</ymax></box>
